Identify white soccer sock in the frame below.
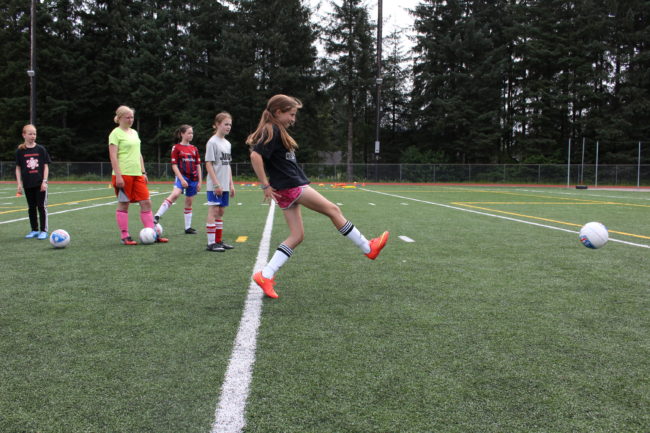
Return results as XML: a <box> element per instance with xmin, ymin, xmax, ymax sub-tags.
<box><xmin>206</xmin><ymin>223</ymin><xmax>216</xmax><ymax>244</ymax></box>
<box><xmin>262</xmin><ymin>244</ymin><xmax>293</xmax><ymax>279</ymax></box>
<box><xmin>156</xmin><ymin>199</ymin><xmax>172</xmax><ymax>218</ymax></box>
<box><xmin>339</xmin><ymin>221</ymin><xmax>370</xmax><ymax>254</ymax></box>
<box><xmin>184</xmin><ymin>208</ymin><xmax>192</xmax><ymax>230</ymax></box>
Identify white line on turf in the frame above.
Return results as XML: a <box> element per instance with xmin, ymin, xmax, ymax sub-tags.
<box><xmin>399</xmin><ymin>235</ymin><xmax>415</xmax><ymax>243</ymax></box>
<box><xmin>362</xmin><ymin>188</ymin><xmax>650</xmax><ymax>249</ymax></box>
<box><xmin>0</xmin><ymin>201</ymin><xmax>117</xmax><ymax>224</ymax></box>
<box><xmin>0</xmin><ymin>186</ymin><xmax>109</xmax><ymax>200</ymax></box>
<box><xmin>212</xmin><ymin>201</ymin><xmax>276</xmax><ymax>433</ymax></box>
<box><xmin>0</xmin><ymin>192</ymin><xmax>165</xmax><ymax>225</ymax></box>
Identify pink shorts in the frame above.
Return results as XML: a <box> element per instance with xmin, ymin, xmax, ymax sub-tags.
<box><xmin>275</xmin><ymin>185</ymin><xmax>306</xmax><ymax>209</ymax></box>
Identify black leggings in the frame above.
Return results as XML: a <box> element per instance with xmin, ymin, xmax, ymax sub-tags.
<box><xmin>24</xmin><ymin>186</ymin><xmax>48</xmax><ymax>232</ymax></box>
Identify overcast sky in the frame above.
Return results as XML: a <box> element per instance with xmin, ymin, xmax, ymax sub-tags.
<box><xmin>309</xmin><ymin>0</ymin><xmax>421</xmax><ymax>50</ymax></box>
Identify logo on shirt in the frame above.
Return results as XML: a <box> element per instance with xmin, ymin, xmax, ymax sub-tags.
<box><xmin>285</xmin><ymin>152</ymin><xmax>296</xmax><ymax>161</ymax></box>
<box><xmin>220</xmin><ymin>153</ymin><xmax>231</xmax><ymax>166</ymax></box>
<box><xmin>26</xmin><ymin>157</ymin><xmax>39</xmax><ymax>170</ymax></box>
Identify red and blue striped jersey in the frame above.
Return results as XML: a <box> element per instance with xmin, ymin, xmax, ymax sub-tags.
<box><xmin>170</xmin><ymin>143</ymin><xmax>201</xmax><ymax>181</ymax></box>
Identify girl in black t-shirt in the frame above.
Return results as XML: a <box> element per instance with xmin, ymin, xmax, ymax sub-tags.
<box><xmin>247</xmin><ymin>94</ymin><xmax>389</xmax><ymax>299</ymax></box>
<box><xmin>15</xmin><ymin>124</ymin><xmax>51</xmax><ymax>239</ymax></box>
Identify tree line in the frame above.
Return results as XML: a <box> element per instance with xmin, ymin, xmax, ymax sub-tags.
<box><xmin>0</xmin><ymin>0</ymin><xmax>648</xmax><ymax>167</ymax></box>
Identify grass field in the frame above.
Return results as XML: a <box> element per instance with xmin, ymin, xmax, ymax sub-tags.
<box><xmin>1</xmin><ymin>182</ymin><xmax>649</xmax><ymax>433</ymax></box>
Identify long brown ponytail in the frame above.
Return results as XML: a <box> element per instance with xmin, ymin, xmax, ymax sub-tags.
<box><xmin>245</xmin><ymin>95</ymin><xmax>302</xmax><ymax>151</ymax></box>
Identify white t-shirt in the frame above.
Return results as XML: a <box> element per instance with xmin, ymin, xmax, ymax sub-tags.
<box><xmin>205</xmin><ymin>135</ymin><xmax>232</xmax><ymax>190</ymax></box>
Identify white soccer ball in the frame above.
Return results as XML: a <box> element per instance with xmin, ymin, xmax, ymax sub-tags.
<box><xmin>139</xmin><ymin>227</ymin><xmax>157</xmax><ymax>244</ymax></box>
<box><xmin>579</xmin><ymin>222</ymin><xmax>608</xmax><ymax>249</ymax></box>
<box><xmin>154</xmin><ymin>223</ymin><xmax>163</xmax><ymax>237</ymax></box>
<box><xmin>49</xmin><ymin>229</ymin><xmax>71</xmax><ymax>248</ymax></box>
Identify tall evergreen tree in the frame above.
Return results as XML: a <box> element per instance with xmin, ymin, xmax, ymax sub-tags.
<box><xmin>608</xmin><ymin>0</ymin><xmax>650</xmax><ymax>162</ymax></box>
<box><xmin>227</xmin><ymin>0</ymin><xmax>322</xmax><ymax>162</ymax></box>
<box><xmin>0</xmin><ymin>0</ymin><xmax>32</xmax><ymax>159</ymax></box>
<box><xmin>323</xmin><ymin>0</ymin><xmax>376</xmax><ymax>179</ymax></box>
<box><xmin>411</xmin><ymin>0</ymin><xmax>504</xmax><ymax>163</ymax></box>
<box><xmin>380</xmin><ymin>30</ymin><xmax>411</xmax><ymax>162</ymax></box>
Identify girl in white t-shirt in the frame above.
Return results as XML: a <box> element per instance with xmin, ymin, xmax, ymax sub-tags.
<box><xmin>205</xmin><ymin>112</ymin><xmax>236</xmax><ymax>252</ymax></box>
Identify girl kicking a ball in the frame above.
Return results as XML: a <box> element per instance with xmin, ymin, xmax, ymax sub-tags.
<box><xmin>247</xmin><ymin>94</ymin><xmax>389</xmax><ymax>298</ymax></box>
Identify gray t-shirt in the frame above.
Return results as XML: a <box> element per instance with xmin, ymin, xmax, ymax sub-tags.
<box><xmin>205</xmin><ymin>135</ymin><xmax>232</xmax><ymax>190</ymax></box>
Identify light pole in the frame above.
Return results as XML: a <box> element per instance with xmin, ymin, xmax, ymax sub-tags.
<box><xmin>374</xmin><ymin>0</ymin><xmax>383</xmax><ymax>162</ymax></box>
<box><xmin>28</xmin><ymin>0</ymin><xmax>36</xmax><ymax>125</ymax></box>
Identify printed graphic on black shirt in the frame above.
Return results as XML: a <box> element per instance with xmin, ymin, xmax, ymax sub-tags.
<box><xmin>16</xmin><ymin>145</ymin><xmax>51</xmax><ymax>188</ymax></box>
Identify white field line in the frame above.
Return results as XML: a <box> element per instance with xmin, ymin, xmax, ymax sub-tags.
<box><xmin>362</xmin><ymin>188</ymin><xmax>650</xmax><ymax>249</ymax></box>
<box><xmin>0</xmin><ymin>192</ymin><xmax>165</xmax><ymax>225</ymax></box>
<box><xmin>0</xmin><ymin>201</ymin><xmax>117</xmax><ymax>224</ymax></box>
<box><xmin>0</xmin><ymin>186</ymin><xmax>111</xmax><ymax>200</ymax></box>
<box><xmin>399</xmin><ymin>235</ymin><xmax>415</xmax><ymax>243</ymax></box>
<box><xmin>211</xmin><ymin>201</ymin><xmax>276</xmax><ymax>433</ymax></box>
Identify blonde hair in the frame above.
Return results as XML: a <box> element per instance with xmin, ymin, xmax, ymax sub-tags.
<box><xmin>246</xmin><ymin>95</ymin><xmax>302</xmax><ymax>151</ymax></box>
<box><xmin>212</xmin><ymin>112</ymin><xmax>232</xmax><ymax>133</ymax></box>
<box><xmin>18</xmin><ymin>124</ymin><xmax>36</xmax><ymax>150</ymax></box>
<box><xmin>113</xmin><ymin>105</ymin><xmax>135</xmax><ymax>124</ymax></box>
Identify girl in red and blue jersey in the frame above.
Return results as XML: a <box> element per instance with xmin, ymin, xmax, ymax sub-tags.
<box><xmin>154</xmin><ymin>125</ymin><xmax>202</xmax><ymax>234</ymax></box>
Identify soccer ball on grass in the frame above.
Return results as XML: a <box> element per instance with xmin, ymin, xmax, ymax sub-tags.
<box><xmin>50</xmin><ymin>229</ymin><xmax>70</xmax><ymax>248</ymax></box>
<box><xmin>139</xmin><ymin>227</ymin><xmax>157</xmax><ymax>244</ymax></box>
<box><xmin>579</xmin><ymin>222</ymin><xmax>608</xmax><ymax>249</ymax></box>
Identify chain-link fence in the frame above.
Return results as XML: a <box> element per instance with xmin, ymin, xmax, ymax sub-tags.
<box><xmin>2</xmin><ymin>161</ymin><xmax>649</xmax><ymax>186</ymax></box>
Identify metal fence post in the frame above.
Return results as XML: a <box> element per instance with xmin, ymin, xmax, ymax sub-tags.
<box><xmin>638</xmin><ymin>142</ymin><xmax>642</xmax><ymax>188</ymax></box>
<box><xmin>567</xmin><ymin>138</ymin><xmax>572</xmax><ymax>187</ymax></box>
<box><xmin>595</xmin><ymin>141</ymin><xmax>599</xmax><ymax>187</ymax></box>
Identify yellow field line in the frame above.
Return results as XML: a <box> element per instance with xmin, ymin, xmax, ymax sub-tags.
<box><xmin>453</xmin><ymin>202</ymin><xmax>650</xmax><ymax>240</ymax></box>
<box><xmin>466</xmin><ymin>200</ymin><xmax>650</xmax><ymax>208</ymax></box>
<box><xmin>0</xmin><ymin>195</ymin><xmax>116</xmax><ymax>215</ymax></box>
<box><xmin>473</xmin><ymin>189</ymin><xmax>601</xmax><ymax>203</ymax></box>
<box><xmin>459</xmin><ymin>201</ymin><xmax>607</xmax><ymax>205</ymax></box>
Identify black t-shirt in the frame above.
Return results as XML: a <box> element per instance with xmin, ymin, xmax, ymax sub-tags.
<box><xmin>16</xmin><ymin>144</ymin><xmax>51</xmax><ymax>188</ymax></box>
<box><xmin>252</xmin><ymin>126</ymin><xmax>309</xmax><ymax>190</ymax></box>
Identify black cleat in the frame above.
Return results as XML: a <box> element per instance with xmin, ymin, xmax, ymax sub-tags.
<box><xmin>217</xmin><ymin>241</ymin><xmax>234</xmax><ymax>250</ymax></box>
<box><xmin>206</xmin><ymin>243</ymin><xmax>225</xmax><ymax>252</ymax></box>
<box><xmin>185</xmin><ymin>227</ymin><xmax>197</xmax><ymax>234</ymax></box>
<box><xmin>153</xmin><ymin>215</ymin><xmax>160</xmax><ymax>224</ymax></box>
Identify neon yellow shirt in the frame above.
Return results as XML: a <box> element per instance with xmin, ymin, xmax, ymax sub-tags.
<box><xmin>109</xmin><ymin>127</ymin><xmax>142</xmax><ymax>176</ymax></box>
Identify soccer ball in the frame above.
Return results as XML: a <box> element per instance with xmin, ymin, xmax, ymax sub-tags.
<box><xmin>154</xmin><ymin>223</ymin><xmax>163</xmax><ymax>237</ymax></box>
<box><xmin>139</xmin><ymin>227</ymin><xmax>157</xmax><ymax>244</ymax></box>
<box><xmin>49</xmin><ymin>229</ymin><xmax>70</xmax><ymax>248</ymax></box>
<box><xmin>579</xmin><ymin>222</ymin><xmax>608</xmax><ymax>249</ymax></box>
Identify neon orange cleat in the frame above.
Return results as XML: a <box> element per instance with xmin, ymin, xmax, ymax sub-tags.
<box><xmin>121</xmin><ymin>236</ymin><xmax>137</xmax><ymax>245</ymax></box>
<box><xmin>253</xmin><ymin>271</ymin><xmax>278</xmax><ymax>298</ymax></box>
<box><xmin>155</xmin><ymin>236</ymin><xmax>169</xmax><ymax>243</ymax></box>
<box><xmin>365</xmin><ymin>231</ymin><xmax>389</xmax><ymax>260</ymax></box>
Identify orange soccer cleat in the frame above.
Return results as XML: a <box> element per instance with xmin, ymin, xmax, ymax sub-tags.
<box><xmin>121</xmin><ymin>236</ymin><xmax>138</xmax><ymax>245</ymax></box>
<box><xmin>365</xmin><ymin>231</ymin><xmax>389</xmax><ymax>260</ymax></box>
<box><xmin>253</xmin><ymin>271</ymin><xmax>278</xmax><ymax>299</ymax></box>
